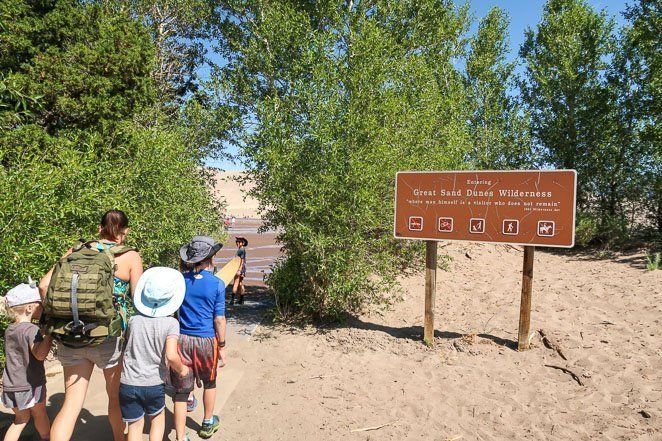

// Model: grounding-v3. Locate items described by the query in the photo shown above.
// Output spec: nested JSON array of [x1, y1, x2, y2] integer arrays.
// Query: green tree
[[465, 7, 532, 169], [519, 0, 622, 240], [621, 0, 661, 234], [106, 0, 223, 105], [218, 0, 473, 318], [0, 0, 225, 293]]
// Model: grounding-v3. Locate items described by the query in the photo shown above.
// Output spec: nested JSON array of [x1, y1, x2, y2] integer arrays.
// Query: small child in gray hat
[[1, 279, 53, 441]]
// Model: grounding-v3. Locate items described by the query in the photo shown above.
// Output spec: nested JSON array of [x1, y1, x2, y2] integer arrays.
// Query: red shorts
[[169, 334, 218, 396]]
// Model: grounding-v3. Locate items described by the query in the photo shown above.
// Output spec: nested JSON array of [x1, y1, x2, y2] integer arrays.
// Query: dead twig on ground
[[308, 374, 339, 380], [539, 329, 567, 360], [350, 421, 398, 433], [544, 364, 584, 386]]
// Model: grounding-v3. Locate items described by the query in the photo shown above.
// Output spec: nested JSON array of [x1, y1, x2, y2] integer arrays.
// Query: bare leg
[[4, 408, 30, 441], [202, 388, 216, 421], [103, 364, 125, 441], [148, 411, 165, 441], [126, 417, 144, 441], [174, 401, 187, 441], [50, 361, 94, 441], [30, 400, 51, 439], [231, 275, 240, 303]]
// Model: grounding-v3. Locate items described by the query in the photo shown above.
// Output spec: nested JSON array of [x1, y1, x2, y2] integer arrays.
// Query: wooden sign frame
[[393, 170, 577, 350]]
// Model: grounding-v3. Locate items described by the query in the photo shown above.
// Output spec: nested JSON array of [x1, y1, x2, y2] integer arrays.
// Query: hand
[[218, 347, 227, 368], [179, 365, 190, 378]]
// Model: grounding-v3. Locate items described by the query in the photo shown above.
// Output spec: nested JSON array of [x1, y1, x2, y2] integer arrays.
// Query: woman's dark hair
[[100, 209, 129, 241]]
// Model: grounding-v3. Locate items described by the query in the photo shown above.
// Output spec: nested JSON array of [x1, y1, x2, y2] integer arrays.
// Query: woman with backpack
[[39, 209, 143, 441]]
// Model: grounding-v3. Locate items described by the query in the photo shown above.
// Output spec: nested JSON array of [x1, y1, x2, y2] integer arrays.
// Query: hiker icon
[[502, 219, 519, 235], [537, 221, 555, 237]]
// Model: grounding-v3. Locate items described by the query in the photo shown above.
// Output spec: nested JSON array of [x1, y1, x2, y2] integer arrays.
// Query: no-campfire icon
[[408, 216, 423, 231], [438, 217, 453, 232], [537, 221, 555, 237]]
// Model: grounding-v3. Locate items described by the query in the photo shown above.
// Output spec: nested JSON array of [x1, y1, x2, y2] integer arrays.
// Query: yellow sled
[[216, 256, 242, 286]]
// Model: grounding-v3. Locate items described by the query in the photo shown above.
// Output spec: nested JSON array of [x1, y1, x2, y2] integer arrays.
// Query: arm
[[165, 337, 188, 377], [214, 315, 227, 367], [213, 279, 227, 365], [127, 251, 144, 296], [30, 332, 53, 362], [39, 247, 74, 300]]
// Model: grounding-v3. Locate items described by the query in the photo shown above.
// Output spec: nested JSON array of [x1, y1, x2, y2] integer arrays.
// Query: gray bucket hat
[[179, 236, 222, 264]]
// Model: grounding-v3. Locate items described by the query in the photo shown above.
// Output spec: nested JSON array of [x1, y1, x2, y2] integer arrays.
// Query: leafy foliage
[[0, 0, 227, 365], [219, 0, 477, 319], [465, 7, 532, 169], [519, 0, 659, 244]]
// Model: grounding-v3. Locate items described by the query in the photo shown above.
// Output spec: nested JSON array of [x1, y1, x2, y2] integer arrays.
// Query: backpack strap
[[70, 273, 81, 329], [72, 239, 88, 252], [107, 245, 137, 256]]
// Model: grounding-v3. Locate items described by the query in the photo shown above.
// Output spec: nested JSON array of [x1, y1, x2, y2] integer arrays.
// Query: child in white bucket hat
[[1, 278, 53, 441], [118, 267, 189, 441]]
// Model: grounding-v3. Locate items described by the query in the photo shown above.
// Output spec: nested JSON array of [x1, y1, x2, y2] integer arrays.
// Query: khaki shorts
[[56, 337, 123, 369], [1, 384, 46, 410]]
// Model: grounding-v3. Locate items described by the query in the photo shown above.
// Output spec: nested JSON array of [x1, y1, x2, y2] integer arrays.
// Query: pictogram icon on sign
[[438, 217, 453, 233], [408, 216, 423, 231], [537, 220, 555, 237], [469, 218, 485, 234], [503, 219, 519, 235]]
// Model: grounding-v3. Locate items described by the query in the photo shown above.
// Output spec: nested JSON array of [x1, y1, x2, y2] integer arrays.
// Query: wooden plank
[[518, 246, 535, 351], [424, 240, 437, 345]]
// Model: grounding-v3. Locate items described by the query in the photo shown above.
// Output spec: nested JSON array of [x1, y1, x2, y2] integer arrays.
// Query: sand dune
[[210, 170, 260, 219]]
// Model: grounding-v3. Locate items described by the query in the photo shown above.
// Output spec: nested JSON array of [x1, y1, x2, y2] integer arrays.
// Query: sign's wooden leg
[[424, 240, 437, 345], [518, 246, 535, 351]]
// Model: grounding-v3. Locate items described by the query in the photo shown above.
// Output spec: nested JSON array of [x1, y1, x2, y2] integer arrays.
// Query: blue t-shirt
[[179, 270, 226, 338]]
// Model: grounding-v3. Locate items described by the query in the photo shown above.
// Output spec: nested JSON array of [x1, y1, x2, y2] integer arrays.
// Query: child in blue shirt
[[173, 236, 227, 441]]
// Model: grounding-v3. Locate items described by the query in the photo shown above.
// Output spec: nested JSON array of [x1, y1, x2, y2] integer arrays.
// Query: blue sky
[[206, 0, 632, 171]]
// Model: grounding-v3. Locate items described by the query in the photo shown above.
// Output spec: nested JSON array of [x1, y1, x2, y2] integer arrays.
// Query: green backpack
[[43, 240, 135, 348]]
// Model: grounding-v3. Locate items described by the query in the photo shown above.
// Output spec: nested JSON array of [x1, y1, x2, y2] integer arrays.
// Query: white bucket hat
[[134, 267, 186, 318], [5, 278, 41, 307]]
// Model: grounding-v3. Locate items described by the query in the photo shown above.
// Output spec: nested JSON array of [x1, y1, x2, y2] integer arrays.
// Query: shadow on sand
[[0, 392, 111, 441], [342, 315, 519, 350], [224, 285, 273, 332], [542, 246, 654, 271]]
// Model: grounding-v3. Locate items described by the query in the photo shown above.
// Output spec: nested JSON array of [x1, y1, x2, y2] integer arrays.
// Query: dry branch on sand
[[349, 421, 398, 432], [539, 329, 567, 360]]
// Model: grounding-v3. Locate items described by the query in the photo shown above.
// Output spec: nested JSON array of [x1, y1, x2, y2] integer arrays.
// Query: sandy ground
[[219, 240, 661, 441], [211, 171, 260, 219], [2, 178, 660, 440]]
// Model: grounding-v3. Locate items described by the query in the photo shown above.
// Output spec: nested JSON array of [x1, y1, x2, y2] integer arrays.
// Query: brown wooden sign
[[394, 170, 577, 248]]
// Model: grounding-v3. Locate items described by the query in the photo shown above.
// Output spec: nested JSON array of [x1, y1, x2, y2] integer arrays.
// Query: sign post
[[393, 170, 576, 349], [424, 240, 437, 345], [517, 246, 535, 350]]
